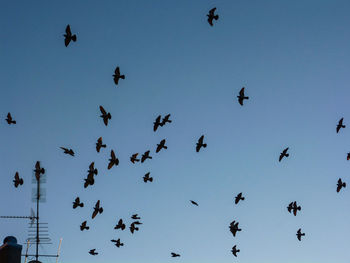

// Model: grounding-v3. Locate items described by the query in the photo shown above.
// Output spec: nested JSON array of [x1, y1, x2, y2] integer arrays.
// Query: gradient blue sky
[[1, 0, 349, 263]]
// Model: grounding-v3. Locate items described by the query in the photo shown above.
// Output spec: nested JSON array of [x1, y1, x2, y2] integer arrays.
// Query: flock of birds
[[7, 6, 348, 261]]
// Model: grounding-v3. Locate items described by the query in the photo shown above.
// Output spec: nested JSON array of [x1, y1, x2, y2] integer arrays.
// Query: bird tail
[[214, 15, 219, 20], [80, 203, 84, 207], [164, 146, 168, 149], [244, 96, 249, 99], [297, 206, 301, 211], [86, 226, 89, 230], [343, 183, 346, 188], [203, 144, 207, 148], [102, 144, 106, 148], [343, 125, 346, 128], [149, 178, 153, 182], [42, 168, 45, 174], [120, 243, 124, 246], [19, 179, 23, 185], [99, 208, 103, 213], [108, 113, 111, 119], [241, 197, 245, 200], [13, 121, 17, 124], [285, 153, 289, 157], [94, 169, 98, 175], [121, 75, 125, 79], [72, 35, 77, 42]]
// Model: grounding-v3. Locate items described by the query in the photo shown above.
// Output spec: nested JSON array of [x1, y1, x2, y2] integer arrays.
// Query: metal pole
[[36, 176, 40, 262]]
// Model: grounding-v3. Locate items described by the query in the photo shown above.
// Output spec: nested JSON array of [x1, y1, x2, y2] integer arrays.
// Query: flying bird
[[114, 219, 126, 230], [143, 172, 153, 183], [92, 200, 103, 219], [88, 162, 98, 177], [80, 221, 89, 231], [130, 222, 139, 234], [84, 175, 95, 188], [347, 152, 350, 160], [237, 87, 249, 106], [229, 221, 242, 237], [141, 151, 152, 163], [287, 201, 301, 216], [337, 178, 346, 193], [130, 153, 140, 163], [207, 7, 219, 26], [279, 147, 289, 162], [131, 214, 140, 220], [64, 25, 77, 47], [234, 193, 245, 204], [337, 118, 346, 133], [99, 106, 111, 126], [231, 245, 240, 257], [113, 66, 125, 86], [73, 197, 84, 209], [60, 147, 74, 156], [171, 252, 180, 257], [96, 137, 106, 152], [190, 200, 198, 206], [111, 239, 124, 247], [34, 161, 45, 181], [196, 135, 207, 152], [108, 150, 119, 169], [6, 113, 16, 124], [156, 139, 167, 153], [89, 249, 98, 255], [13, 172, 23, 188], [161, 114, 172, 126], [296, 228, 305, 241], [153, 115, 162, 132]]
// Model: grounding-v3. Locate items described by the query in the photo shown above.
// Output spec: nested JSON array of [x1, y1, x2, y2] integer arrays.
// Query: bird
[[84, 175, 95, 188], [143, 172, 153, 183], [336, 118, 346, 133], [34, 161, 45, 181], [113, 66, 125, 86], [207, 7, 219, 26], [92, 200, 103, 219], [231, 245, 240, 257], [99, 106, 111, 126], [190, 200, 198, 206], [237, 87, 249, 106], [87, 162, 98, 177], [89, 249, 98, 255], [96, 137, 106, 152], [13, 172, 23, 188], [296, 228, 305, 241], [156, 139, 167, 153], [114, 219, 126, 230], [161, 114, 172, 126], [234, 193, 245, 204], [229, 221, 242, 237], [64, 25, 77, 47], [337, 178, 346, 193], [60, 147, 74, 156], [73, 197, 84, 209], [131, 214, 141, 220], [141, 151, 152, 163], [347, 152, 350, 160], [287, 202, 294, 213], [291, 201, 301, 216], [108, 150, 119, 169], [80, 221, 89, 231], [6, 113, 16, 124], [153, 115, 162, 132], [111, 239, 124, 247], [196, 135, 207, 152], [171, 252, 180, 257], [130, 153, 140, 163], [279, 147, 289, 162], [130, 222, 139, 234]]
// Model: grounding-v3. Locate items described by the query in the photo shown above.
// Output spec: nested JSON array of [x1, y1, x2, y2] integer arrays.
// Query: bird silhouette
[[13, 172, 23, 188], [231, 245, 240, 257], [108, 150, 119, 169], [229, 221, 242, 237], [131, 214, 141, 220], [196, 135, 207, 152], [130, 153, 140, 163], [347, 152, 350, 160], [153, 115, 162, 131], [337, 178, 346, 193], [6, 113, 16, 124], [190, 200, 198, 206], [161, 114, 172, 126], [99, 106, 111, 126], [287, 202, 293, 213], [60, 147, 74, 156], [34, 161, 45, 181], [237, 87, 249, 106], [171, 252, 180, 257], [73, 197, 84, 209], [336, 118, 346, 133], [80, 221, 89, 231], [296, 228, 305, 241], [92, 200, 103, 219], [113, 66, 125, 86], [114, 219, 126, 230], [279, 147, 289, 162], [129, 222, 139, 234], [156, 139, 167, 153], [96, 137, 106, 152], [287, 201, 301, 216], [234, 193, 245, 204], [207, 8, 219, 26], [141, 151, 152, 163], [89, 249, 98, 255], [111, 239, 124, 247], [88, 162, 98, 177], [64, 25, 76, 47], [143, 172, 153, 183], [84, 175, 95, 188]]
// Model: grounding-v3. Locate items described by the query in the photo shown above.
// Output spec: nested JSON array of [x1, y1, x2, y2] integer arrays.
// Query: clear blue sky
[[1, 0, 349, 263]]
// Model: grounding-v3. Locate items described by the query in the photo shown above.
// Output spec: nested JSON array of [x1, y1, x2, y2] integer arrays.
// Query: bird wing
[[14, 172, 19, 181], [66, 25, 71, 35], [7, 113, 11, 119], [111, 150, 116, 159], [209, 7, 216, 15], [89, 162, 94, 170], [115, 66, 120, 75], [96, 200, 100, 208], [239, 87, 245, 96], [92, 209, 98, 219], [238, 97, 243, 105], [100, 106, 106, 115]]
